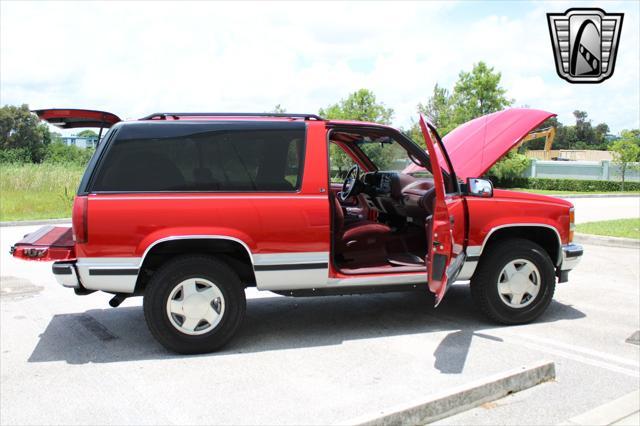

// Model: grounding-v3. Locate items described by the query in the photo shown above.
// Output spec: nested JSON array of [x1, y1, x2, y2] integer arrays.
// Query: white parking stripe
[[506, 332, 640, 368], [507, 337, 640, 378]]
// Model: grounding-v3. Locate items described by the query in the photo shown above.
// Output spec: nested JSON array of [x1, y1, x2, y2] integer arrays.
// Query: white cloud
[[1, 0, 638, 134]]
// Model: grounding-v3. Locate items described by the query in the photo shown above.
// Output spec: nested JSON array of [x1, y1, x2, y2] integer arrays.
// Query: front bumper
[[557, 243, 583, 282]]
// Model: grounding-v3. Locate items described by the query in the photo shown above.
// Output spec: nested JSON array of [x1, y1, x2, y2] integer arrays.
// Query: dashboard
[[360, 172, 435, 218]]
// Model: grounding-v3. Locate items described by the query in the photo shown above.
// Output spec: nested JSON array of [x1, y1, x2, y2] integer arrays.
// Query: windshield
[[355, 135, 420, 173]]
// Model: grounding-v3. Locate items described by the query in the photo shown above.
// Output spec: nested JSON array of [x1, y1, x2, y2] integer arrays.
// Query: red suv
[[12, 108, 583, 354]]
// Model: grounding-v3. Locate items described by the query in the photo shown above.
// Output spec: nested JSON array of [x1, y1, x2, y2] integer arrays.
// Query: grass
[[576, 218, 640, 239], [0, 163, 84, 221], [511, 188, 640, 196]]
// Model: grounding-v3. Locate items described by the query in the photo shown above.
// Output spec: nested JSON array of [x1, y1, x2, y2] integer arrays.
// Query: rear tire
[[143, 255, 246, 354], [470, 238, 555, 324]]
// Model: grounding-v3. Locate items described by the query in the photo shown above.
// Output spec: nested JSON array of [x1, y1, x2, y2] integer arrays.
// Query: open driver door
[[419, 114, 466, 307]]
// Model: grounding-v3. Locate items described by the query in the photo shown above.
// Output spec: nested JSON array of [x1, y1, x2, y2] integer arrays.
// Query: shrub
[[488, 150, 530, 180], [0, 148, 32, 164], [43, 142, 95, 165], [489, 176, 640, 192]]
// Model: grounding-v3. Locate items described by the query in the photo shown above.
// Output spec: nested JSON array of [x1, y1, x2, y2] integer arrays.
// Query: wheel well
[[482, 226, 561, 266], [136, 239, 256, 292]]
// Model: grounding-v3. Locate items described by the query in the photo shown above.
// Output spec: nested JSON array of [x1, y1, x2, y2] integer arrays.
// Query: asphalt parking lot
[[1, 224, 639, 425]]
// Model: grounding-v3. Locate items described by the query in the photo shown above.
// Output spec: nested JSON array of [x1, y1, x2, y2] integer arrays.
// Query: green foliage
[[271, 104, 286, 113], [490, 176, 640, 192], [43, 142, 95, 165], [576, 218, 640, 240], [487, 150, 530, 180], [0, 163, 85, 221], [449, 62, 513, 125], [77, 129, 98, 138], [609, 130, 640, 190], [319, 89, 394, 124], [0, 148, 32, 163], [409, 62, 517, 175], [534, 111, 610, 151], [0, 104, 51, 163], [320, 89, 394, 178]]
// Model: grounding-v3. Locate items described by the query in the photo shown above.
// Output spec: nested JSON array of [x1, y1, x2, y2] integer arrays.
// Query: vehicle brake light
[[72, 196, 88, 244], [569, 207, 575, 242]]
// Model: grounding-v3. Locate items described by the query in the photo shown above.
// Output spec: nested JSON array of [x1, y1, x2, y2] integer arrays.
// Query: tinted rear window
[[91, 122, 305, 192]]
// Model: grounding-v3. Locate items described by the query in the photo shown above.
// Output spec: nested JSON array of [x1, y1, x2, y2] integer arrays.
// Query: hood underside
[[406, 108, 555, 180]]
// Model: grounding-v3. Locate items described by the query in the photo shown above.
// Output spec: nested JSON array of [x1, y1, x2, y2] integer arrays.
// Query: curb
[[342, 360, 555, 426], [559, 389, 639, 425], [574, 233, 639, 249], [558, 194, 640, 199], [0, 218, 71, 227]]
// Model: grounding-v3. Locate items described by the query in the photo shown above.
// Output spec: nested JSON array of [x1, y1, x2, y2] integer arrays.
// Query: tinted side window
[[91, 124, 305, 192]]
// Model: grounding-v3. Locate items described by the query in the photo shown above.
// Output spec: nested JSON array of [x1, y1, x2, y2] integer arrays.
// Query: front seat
[[333, 197, 391, 253]]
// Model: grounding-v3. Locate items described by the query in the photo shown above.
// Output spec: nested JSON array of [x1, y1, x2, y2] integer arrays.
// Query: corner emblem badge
[[547, 8, 624, 84]]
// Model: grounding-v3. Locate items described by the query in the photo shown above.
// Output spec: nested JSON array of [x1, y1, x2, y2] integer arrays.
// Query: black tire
[[143, 255, 246, 354], [470, 238, 555, 324]]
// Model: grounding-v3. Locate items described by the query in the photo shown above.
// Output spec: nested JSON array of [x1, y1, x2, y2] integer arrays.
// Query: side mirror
[[467, 178, 493, 198]]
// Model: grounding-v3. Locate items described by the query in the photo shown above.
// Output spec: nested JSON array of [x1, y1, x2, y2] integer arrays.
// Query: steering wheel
[[340, 164, 360, 202]]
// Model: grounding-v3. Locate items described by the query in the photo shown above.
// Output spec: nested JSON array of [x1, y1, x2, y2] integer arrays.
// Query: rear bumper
[[52, 259, 139, 293], [557, 243, 583, 282], [52, 261, 80, 288]]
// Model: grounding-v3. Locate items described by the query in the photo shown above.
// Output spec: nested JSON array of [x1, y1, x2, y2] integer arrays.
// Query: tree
[[609, 130, 640, 190], [408, 62, 520, 178], [0, 104, 51, 162], [319, 89, 393, 124], [77, 129, 98, 138], [320, 89, 394, 178], [271, 104, 286, 114], [450, 61, 513, 126]]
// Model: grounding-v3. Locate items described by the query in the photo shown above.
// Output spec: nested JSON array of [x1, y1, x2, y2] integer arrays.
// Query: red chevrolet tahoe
[[12, 108, 583, 354]]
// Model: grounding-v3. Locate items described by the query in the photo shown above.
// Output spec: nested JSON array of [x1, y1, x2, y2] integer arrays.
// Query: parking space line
[[498, 336, 639, 378], [507, 332, 639, 368]]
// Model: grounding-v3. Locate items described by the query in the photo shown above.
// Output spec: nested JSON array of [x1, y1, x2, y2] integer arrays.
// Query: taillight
[[569, 207, 575, 242], [72, 196, 88, 244]]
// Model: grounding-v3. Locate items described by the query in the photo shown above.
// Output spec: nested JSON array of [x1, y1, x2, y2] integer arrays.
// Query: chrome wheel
[[497, 259, 541, 309], [166, 278, 225, 335]]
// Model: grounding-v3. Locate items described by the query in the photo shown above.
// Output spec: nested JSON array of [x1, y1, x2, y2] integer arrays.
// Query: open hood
[[405, 108, 555, 180], [33, 109, 121, 129]]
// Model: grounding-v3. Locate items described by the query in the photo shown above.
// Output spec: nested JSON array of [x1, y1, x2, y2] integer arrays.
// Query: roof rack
[[139, 112, 324, 121]]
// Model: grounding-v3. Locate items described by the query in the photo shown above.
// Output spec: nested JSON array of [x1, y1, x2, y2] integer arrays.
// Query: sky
[[1, 0, 638, 135]]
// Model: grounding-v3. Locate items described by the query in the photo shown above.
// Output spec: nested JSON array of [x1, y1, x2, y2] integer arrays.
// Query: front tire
[[143, 255, 246, 354], [470, 238, 555, 324]]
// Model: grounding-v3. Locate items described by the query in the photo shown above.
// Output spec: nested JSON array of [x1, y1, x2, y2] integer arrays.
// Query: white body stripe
[[253, 252, 329, 266], [253, 252, 329, 290], [76, 257, 141, 293]]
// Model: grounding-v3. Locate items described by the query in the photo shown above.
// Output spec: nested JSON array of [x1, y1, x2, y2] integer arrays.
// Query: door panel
[[419, 115, 465, 306]]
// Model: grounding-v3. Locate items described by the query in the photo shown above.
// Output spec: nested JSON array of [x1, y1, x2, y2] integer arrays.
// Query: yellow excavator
[[517, 127, 556, 159]]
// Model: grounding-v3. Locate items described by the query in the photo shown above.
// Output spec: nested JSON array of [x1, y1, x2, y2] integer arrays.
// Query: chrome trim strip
[[89, 269, 139, 276], [140, 236, 255, 265], [254, 263, 328, 271], [326, 273, 427, 288]]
